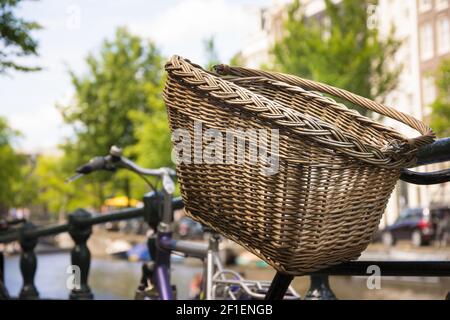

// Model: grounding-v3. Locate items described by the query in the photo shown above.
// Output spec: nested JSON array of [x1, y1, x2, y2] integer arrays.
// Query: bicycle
[[71, 146, 301, 300], [71, 133, 450, 300]]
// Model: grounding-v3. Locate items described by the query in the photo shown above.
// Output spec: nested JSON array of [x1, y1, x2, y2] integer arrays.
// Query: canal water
[[4, 253, 202, 299], [4, 253, 449, 299]]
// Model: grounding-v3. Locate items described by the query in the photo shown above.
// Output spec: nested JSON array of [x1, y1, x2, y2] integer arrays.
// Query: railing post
[[0, 250, 7, 299], [19, 223, 39, 299], [305, 275, 337, 300], [68, 209, 93, 300], [0, 250, 4, 283]]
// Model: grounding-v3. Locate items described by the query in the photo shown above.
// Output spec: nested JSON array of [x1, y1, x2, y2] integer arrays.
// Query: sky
[[0, 0, 273, 153]]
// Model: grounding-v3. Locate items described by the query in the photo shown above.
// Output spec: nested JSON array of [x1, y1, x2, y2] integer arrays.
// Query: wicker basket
[[163, 55, 435, 275]]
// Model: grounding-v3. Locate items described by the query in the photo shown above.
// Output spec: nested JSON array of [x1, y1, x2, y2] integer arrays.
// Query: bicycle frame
[[140, 188, 209, 300], [203, 234, 300, 300], [141, 190, 300, 300]]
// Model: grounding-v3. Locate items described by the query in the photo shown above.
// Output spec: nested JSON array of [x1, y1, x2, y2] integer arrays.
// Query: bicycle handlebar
[[75, 146, 175, 177], [71, 146, 176, 194], [73, 136, 449, 188], [416, 137, 450, 166], [400, 137, 450, 185], [75, 156, 110, 174]]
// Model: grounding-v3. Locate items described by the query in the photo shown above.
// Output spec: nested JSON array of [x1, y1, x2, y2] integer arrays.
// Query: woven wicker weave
[[163, 55, 435, 275]]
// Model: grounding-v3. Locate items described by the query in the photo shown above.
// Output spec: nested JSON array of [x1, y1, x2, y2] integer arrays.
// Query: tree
[[0, 117, 22, 214], [203, 36, 220, 70], [272, 0, 401, 112], [125, 78, 173, 199], [430, 59, 450, 138], [58, 27, 165, 208], [230, 51, 245, 66], [128, 36, 227, 200], [31, 155, 98, 221], [0, 0, 41, 73]]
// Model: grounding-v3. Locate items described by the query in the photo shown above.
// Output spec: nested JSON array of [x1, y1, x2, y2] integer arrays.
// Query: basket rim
[[164, 55, 435, 169]]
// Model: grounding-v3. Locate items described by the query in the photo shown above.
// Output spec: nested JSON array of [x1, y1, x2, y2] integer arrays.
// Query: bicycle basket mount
[[163, 55, 435, 275]]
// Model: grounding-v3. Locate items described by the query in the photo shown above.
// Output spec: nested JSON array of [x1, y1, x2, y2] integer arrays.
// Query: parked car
[[381, 207, 450, 247], [435, 208, 450, 247]]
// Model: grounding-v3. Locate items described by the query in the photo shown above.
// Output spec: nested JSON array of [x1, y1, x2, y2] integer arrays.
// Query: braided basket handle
[[165, 56, 435, 168], [214, 65, 435, 150]]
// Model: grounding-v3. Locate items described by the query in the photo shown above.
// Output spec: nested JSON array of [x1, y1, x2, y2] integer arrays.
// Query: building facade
[[237, 0, 450, 225], [413, 0, 450, 222]]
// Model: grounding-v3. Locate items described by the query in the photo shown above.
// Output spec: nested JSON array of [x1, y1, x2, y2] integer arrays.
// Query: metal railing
[[0, 207, 145, 299], [1, 205, 449, 300], [1, 138, 450, 300]]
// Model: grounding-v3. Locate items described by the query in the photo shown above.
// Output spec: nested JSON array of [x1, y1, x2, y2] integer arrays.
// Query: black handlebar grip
[[76, 157, 106, 174], [400, 168, 450, 185], [400, 138, 450, 185]]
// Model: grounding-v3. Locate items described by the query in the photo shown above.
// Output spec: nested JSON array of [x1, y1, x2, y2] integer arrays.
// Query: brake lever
[[65, 173, 84, 183]]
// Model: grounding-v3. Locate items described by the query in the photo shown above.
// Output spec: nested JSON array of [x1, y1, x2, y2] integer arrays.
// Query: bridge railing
[[0, 207, 144, 299], [1, 205, 449, 300]]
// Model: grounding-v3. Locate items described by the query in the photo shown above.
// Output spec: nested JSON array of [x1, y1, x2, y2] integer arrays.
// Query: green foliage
[[57, 27, 165, 208], [126, 109, 173, 198], [32, 155, 97, 219], [10, 155, 38, 208], [230, 52, 245, 66], [8, 152, 98, 221], [0, 117, 22, 212], [0, 116, 122, 220], [4, 26, 228, 216], [272, 0, 401, 112], [430, 59, 450, 138], [124, 75, 172, 199], [0, 0, 41, 73], [203, 36, 220, 70], [59, 27, 164, 158]]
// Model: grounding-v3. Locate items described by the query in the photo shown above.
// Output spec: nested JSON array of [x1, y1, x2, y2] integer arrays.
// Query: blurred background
[[0, 0, 449, 299]]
